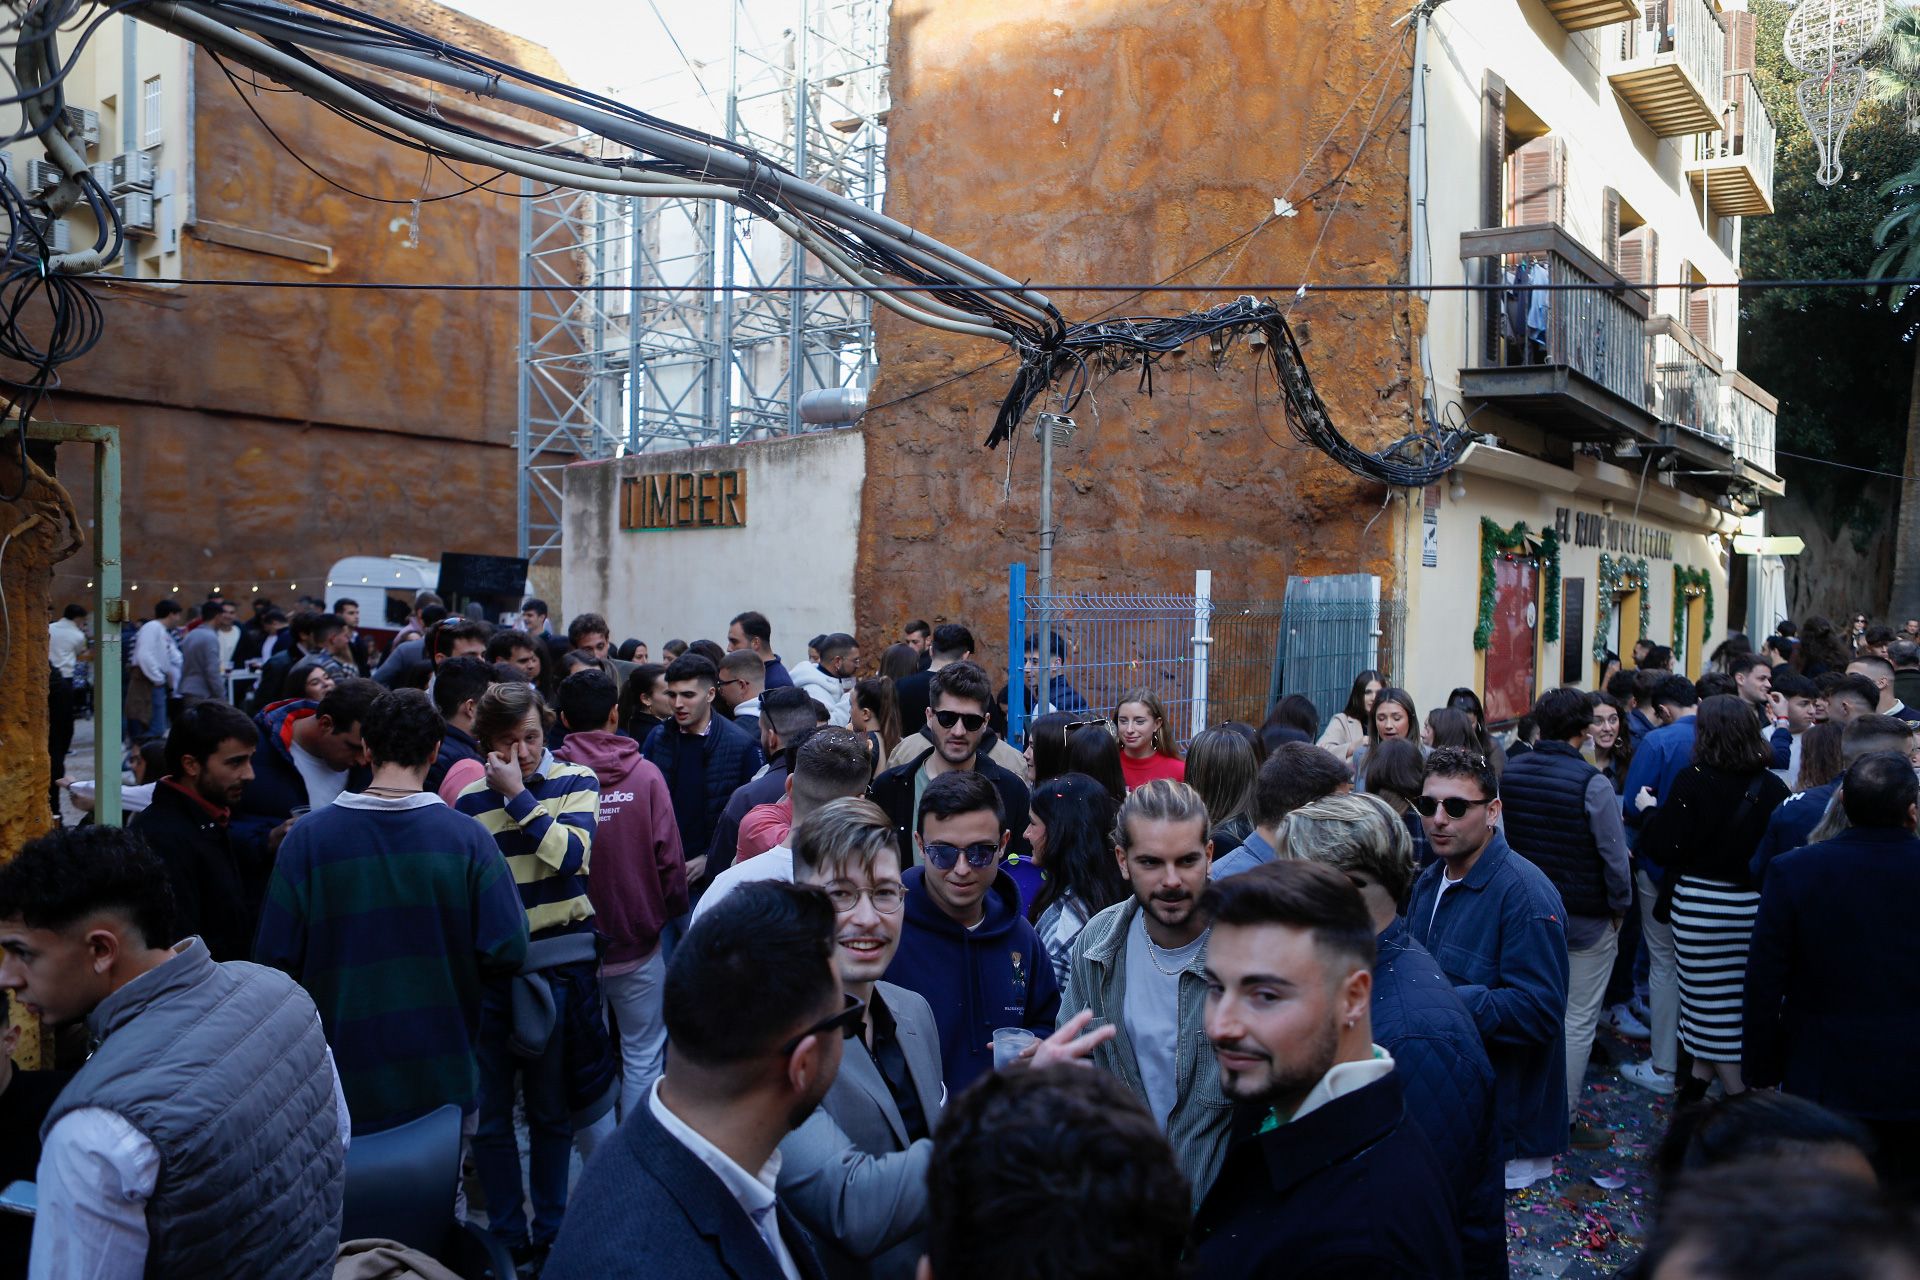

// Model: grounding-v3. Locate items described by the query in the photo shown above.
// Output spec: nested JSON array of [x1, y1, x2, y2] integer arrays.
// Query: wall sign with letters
[[621, 470, 747, 531], [1553, 506, 1673, 562]]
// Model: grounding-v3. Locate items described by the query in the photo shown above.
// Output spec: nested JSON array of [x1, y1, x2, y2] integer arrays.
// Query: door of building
[[1485, 554, 1539, 724]]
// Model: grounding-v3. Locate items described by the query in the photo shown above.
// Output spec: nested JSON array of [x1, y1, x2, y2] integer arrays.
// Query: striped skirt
[[1671, 876, 1761, 1063]]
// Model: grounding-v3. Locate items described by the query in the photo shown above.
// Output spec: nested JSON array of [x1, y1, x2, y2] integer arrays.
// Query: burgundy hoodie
[[553, 730, 689, 965]]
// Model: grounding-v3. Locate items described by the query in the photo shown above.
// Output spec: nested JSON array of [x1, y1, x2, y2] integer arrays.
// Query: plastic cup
[[991, 1027, 1038, 1069]]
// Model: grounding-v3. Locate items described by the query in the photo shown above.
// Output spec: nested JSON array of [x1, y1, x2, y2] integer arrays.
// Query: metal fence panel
[[1276, 575, 1405, 728]]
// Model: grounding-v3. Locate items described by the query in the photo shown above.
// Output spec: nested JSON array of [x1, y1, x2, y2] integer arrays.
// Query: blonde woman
[[1115, 688, 1184, 791]]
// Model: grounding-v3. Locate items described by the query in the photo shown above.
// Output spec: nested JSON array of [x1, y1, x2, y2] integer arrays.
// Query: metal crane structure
[[516, 0, 889, 567]]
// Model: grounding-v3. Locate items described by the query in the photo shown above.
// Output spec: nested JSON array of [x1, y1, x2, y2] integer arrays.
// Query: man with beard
[[1192, 861, 1463, 1279], [545, 881, 843, 1280], [1059, 778, 1231, 1206], [128, 702, 261, 961]]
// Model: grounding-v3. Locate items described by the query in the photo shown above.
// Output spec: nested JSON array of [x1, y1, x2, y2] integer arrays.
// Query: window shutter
[[1602, 187, 1622, 272], [1482, 71, 1507, 230], [1509, 135, 1565, 227], [1688, 287, 1713, 345]]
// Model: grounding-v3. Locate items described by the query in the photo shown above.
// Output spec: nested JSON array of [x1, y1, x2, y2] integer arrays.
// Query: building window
[[142, 76, 162, 149]]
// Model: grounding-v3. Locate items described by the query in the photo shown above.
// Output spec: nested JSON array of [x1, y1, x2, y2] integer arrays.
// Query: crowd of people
[[7, 595, 1920, 1279]]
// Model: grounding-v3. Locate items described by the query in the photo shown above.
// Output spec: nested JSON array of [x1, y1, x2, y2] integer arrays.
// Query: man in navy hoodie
[[885, 770, 1059, 1092]]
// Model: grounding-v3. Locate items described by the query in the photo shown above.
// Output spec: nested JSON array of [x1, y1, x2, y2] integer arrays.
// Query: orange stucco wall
[[855, 0, 1420, 663]]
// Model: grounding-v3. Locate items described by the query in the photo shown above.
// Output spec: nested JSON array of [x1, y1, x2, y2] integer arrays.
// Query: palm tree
[[1870, 161, 1920, 620]]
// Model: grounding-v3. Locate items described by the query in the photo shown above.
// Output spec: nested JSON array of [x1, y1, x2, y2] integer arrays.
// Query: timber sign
[[621, 470, 747, 531]]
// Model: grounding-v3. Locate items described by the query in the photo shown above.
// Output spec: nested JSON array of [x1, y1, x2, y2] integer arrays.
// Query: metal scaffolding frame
[[515, 0, 889, 566]]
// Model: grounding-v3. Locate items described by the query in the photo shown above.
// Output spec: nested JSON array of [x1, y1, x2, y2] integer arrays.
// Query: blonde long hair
[[1116, 688, 1179, 759]]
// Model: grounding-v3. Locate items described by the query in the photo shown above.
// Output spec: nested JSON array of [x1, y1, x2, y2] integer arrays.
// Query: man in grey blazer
[[778, 798, 947, 1280]]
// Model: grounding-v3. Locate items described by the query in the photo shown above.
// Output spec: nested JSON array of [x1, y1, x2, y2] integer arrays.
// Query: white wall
[[562, 429, 865, 656]]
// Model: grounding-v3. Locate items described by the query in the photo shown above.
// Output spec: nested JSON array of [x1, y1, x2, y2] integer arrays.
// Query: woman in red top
[[1115, 688, 1185, 791]]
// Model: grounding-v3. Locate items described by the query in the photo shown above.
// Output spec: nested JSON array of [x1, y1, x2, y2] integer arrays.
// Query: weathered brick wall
[[856, 0, 1419, 667]]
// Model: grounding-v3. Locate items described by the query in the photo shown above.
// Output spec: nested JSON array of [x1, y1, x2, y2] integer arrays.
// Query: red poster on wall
[[1485, 555, 1538, 724]]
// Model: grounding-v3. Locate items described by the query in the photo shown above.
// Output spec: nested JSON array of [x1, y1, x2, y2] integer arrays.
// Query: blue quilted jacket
[[1373, 918, 1507, 1280]]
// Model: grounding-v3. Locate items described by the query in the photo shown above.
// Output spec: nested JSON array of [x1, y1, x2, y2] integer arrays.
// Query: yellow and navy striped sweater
[[456, 751, 599, 937]]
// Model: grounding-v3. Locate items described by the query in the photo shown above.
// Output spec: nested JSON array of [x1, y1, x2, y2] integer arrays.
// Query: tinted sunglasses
[[1412, 795, 1492, 819], [933, 709, 987, 732], [778, 994, 867, 1056], [922, 840, 1001, 870]]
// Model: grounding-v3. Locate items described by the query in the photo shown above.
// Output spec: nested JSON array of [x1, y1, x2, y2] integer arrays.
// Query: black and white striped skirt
[[1671, 875, 1761, 1063]]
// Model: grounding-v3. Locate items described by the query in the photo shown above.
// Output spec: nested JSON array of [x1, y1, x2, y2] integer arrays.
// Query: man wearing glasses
[[778, 798, 946, 1280], [871, 661, 1031, 871], [717, 649, 767, 740], [884, 771, 1059, 1092], [1406, 747, 1570, 1193], [546, 881, 843, 1280]]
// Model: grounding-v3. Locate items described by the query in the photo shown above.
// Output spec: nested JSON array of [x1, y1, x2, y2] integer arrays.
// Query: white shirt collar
[[333, 791, 445, 811], [648, 1078, 783, 1208], [1289, 1046, 1395, 1124]]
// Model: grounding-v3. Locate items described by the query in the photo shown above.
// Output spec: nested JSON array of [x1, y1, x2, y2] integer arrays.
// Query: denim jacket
[[1060, 898, 1231, 1206]]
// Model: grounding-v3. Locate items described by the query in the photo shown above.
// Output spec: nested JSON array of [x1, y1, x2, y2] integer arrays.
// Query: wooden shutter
[[1509, 135, 1565, 228], [1602, 187, 1623, 273], [1482, 71, 1507, 231], [1682, 260, 1713, 345]]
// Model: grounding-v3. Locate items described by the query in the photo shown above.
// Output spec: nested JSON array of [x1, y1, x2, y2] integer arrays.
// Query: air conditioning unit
[[89, 160, 111, 191], [25, 157, 64, 194], [23, 215, 72, 254], [108, 151, 155, 193], [112, 191, 155, 237], [62, 106, 100, 149]]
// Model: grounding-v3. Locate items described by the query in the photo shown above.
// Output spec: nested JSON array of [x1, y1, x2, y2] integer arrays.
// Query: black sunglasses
[[1412, 795, 1493, 819], [933, 709, 987, 732], [778, 994, 866, 1057], [922, 840, 1001, 870]]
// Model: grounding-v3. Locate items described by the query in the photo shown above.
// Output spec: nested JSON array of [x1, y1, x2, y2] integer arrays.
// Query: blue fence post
[[1008, 562, 1028, 747]]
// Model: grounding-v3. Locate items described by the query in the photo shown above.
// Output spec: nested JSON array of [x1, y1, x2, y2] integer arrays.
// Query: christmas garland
[[1672, 565, 1714, 651], [1474, 518, 1562, 650], [1593, 553, 1652, 664]]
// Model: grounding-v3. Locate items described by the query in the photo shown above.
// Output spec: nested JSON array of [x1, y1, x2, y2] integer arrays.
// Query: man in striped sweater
[[256, 688, 529, 1135], [455, 681, 617, 1270]]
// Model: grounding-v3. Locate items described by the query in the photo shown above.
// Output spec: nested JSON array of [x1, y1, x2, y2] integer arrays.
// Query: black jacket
[[425, 722, 483, 795], [894, 669, 933, 739], [870, 746, 1030, 866], [1639, 763, 1789, 887], [545, 1101, 827, 1280], [1193, 1072, 1463, 1280], [1500, 741, 1609, 916], [128, 779, 257, 962]]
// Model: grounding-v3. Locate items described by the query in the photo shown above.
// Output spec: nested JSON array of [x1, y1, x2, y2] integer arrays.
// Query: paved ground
[[1509, 1024, 1669, 1278]]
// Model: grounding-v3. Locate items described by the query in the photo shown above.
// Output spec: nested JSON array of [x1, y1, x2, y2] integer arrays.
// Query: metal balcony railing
[[1604, 0, 1725, 136], [1647, 314, 1729, 445], [1461, 224, 1650, 411], [1691, 73, 1776, 216]]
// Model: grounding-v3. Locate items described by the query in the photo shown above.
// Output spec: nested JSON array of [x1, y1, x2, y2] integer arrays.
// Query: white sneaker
[[1620, 1059, 1676, 1095], [1606, 1002, 1652, 1039], [1504, 1156, 1555, 1190]]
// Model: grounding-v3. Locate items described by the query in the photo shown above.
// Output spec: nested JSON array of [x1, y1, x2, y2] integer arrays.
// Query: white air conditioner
[[112, 191, 154, 237], [108, 151, 155, 193], [88, 160, 111, 191], [24, 216, 72, 254], [62, 106, 100, 149], [25, 158, 64, 194]]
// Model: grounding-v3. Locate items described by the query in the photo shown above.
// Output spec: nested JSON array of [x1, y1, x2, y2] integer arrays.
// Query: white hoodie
[[789, 660, 853, 727]]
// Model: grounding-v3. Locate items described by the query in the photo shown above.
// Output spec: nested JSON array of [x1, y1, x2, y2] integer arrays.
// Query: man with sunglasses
[[1407, 747, 1570, 1193], [717, 649, 767, 740], [871, 661, 1031, 870], [777, 797, 946, 1280], [884, 771, 1059, 1092], [546, 880, 841, 1280]]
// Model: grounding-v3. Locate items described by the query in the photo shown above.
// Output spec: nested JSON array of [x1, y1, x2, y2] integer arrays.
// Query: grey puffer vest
[[40, 938, 345, 1280]]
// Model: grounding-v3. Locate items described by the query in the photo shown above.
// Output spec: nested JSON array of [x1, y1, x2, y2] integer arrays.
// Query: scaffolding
[[516, 0, 889, 567]]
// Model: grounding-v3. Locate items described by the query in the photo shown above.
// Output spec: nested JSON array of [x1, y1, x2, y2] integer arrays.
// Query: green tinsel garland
[[1592, 553, 1652, 664], [1672, 565, 1714, 651], [1474, 518, 1562, 651]]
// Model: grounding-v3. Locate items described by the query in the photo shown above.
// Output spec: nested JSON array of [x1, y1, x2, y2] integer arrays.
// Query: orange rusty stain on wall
[[856, 0, 1423, 671]]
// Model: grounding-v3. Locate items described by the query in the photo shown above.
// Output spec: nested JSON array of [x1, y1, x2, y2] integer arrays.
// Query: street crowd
[[6, 595, 1920, 1279]]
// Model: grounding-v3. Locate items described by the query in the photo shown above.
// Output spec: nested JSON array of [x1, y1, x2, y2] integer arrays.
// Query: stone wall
[[854, 0, 1420, 669]]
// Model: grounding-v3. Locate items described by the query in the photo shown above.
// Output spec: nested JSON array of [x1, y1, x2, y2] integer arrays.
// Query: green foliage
[[1474, 519, 1561, 651], [1593, 555, 1651, 664], [1672, 565, 1714, 650], [1743, 0, 1912, 536]]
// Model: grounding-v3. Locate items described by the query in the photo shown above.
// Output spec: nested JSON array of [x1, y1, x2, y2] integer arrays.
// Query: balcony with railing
[[1689, 73, 1776, 217], [1542, 0, 1640, 35], [1604, 0, 1725, 136], [1459, 225, 1783, 499], [1459, 223, 1659, 442], [1721, 370, 1783, 493]]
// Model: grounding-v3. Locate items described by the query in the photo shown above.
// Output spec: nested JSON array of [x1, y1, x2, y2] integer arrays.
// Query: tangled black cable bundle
[[989, 296, 1473, 488]]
